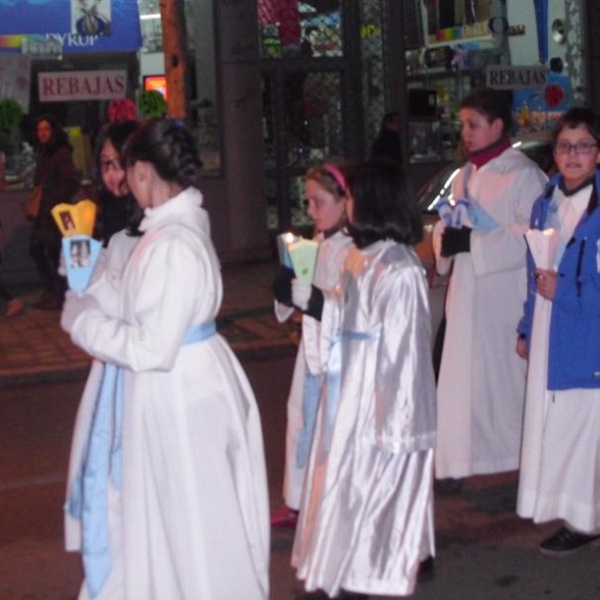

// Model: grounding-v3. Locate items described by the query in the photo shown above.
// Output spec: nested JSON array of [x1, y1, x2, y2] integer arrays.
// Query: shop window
[[258, 0, 343, 58]]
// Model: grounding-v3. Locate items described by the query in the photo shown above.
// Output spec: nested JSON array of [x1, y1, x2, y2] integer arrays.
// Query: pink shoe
[[270, 506, 299, 528]]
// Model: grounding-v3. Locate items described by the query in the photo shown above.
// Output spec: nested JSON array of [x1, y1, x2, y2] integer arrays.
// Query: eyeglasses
[[100, 158, 123, 172], [554, 141, 599, 155]]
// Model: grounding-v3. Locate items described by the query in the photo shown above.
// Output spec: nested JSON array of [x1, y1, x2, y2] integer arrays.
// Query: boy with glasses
[[517, 107, 600, 555]]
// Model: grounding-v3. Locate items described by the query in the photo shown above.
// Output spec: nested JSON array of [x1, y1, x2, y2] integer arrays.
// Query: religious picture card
[[62, 235, 102, 291], [52, 200, 97, 237]]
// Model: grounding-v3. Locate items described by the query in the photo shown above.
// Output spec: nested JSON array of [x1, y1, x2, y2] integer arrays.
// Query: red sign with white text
[[38, 70, 126, 102]]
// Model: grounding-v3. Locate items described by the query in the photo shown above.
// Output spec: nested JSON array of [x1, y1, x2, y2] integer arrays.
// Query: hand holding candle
[[277, 232, 300, 269]]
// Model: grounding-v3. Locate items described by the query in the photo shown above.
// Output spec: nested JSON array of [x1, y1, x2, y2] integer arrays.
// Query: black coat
[[31, 138, 80, 245]]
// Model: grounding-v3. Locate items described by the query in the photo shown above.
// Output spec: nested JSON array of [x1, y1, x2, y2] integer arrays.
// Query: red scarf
[[469, 138, 511, 168]]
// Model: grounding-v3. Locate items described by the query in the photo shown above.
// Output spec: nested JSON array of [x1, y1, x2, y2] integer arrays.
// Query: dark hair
[[551, 106, 600, 146], [346, 160, 423, 249], [94, 120, 142, 240], [460, 88, 513, 135], [93, 120, 138, 180], [34, 113, 71, 153], [123, 118, 202, 188], [381, 111, 400, 129]]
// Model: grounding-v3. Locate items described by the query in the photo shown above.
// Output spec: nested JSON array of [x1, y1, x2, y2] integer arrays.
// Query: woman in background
[[30, 113, 79, 310]]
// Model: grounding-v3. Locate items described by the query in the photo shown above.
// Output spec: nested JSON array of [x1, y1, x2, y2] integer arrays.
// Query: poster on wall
[[0, 54, 31, 113], [512, 72, 571, 136], [71, 0, 112, 37]]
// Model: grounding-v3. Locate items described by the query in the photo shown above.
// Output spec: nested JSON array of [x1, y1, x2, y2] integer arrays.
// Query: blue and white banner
[[0, 0, 141, 53]]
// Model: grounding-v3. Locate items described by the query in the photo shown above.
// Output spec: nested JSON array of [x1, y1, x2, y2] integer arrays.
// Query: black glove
[[271, 265, 295, 305], [441, 226, 472, 257], [305, 285, 324, 321]]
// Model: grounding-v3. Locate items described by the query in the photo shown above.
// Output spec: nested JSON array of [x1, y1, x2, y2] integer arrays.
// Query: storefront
[[401, 0, 589, 189]]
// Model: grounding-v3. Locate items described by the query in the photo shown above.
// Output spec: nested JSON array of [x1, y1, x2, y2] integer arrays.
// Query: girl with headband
[[292, 160, 436, 598], [270, 162, 353, 529]]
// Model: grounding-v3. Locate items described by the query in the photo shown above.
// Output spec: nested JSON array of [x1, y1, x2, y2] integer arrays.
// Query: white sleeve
[[70, 234, 211, 372]]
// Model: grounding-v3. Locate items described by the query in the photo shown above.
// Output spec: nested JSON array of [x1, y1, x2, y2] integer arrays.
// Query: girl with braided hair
[[61, 118, 269, 599]]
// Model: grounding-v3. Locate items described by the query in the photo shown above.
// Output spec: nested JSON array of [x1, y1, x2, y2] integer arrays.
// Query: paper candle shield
[[525, 228, 561, 270], [62, 235, 102, 291], [277, 232, 300, 269], [288, 238, 318, 284], [52, 200, 97, 237]]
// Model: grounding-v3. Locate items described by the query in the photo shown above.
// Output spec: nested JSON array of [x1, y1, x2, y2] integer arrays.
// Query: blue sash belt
[[296, 371, 322, 469], [66, 320, 216, 598], [323, 329, 380, 453]]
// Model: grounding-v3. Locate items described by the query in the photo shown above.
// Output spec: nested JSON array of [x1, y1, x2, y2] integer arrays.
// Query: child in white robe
[[432, 88, 547, 490], [517, 107, 600, 556], [291, 160, 436, 598], [271, 163, 353, 528], [61, 118, 269, 600]]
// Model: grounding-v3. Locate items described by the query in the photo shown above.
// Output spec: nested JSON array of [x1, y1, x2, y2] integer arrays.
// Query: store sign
[[38, 70, 126, 102], [486, 65, 548, 90], [0, 0, 141, 54]]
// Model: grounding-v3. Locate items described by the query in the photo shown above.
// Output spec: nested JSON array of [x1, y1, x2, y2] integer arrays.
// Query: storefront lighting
[[140, 13, 161, 20]]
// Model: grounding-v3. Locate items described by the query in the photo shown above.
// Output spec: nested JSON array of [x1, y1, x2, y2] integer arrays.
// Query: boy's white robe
[[518, 184, 600, 533], [433, 148, 547, 478], [64, 188, 270, 600]]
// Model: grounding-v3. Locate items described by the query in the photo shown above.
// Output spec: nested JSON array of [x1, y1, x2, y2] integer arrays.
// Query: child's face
[[459, 108, 504, 154], [305, 179, 345, 232], [554, 124, 600, 190]]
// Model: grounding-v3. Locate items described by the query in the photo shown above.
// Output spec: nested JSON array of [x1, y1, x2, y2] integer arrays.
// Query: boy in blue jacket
[[517, 107, 600, 556]]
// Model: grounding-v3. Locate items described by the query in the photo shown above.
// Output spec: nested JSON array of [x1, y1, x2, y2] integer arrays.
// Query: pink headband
[[322, 163, 348, 195]]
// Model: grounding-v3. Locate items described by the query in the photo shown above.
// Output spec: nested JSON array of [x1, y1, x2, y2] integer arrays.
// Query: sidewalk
[[0, 259, 297, 389]]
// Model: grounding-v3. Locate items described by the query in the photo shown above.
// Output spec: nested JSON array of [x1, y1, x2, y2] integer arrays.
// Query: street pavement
[[0, 260, 297, 389], [1, 260, 600, 599]]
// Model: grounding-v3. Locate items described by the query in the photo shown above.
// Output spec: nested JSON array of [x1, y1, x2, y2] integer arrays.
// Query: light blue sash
[[296, 371, 322, 468], [66, 320, 216, 598], [323, 329, 380, 453]]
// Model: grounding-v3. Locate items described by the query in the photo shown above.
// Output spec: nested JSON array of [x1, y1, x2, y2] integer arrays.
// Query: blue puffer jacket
[[518, 169, 600, 390]]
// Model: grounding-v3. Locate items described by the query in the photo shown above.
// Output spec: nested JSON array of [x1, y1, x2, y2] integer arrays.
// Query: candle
[[277, 232, 299, 268]]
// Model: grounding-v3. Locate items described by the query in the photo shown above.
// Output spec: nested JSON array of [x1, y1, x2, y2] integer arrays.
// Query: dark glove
[[441, 226, 472, 257], [271, 265, 295, 305], [291, 280, 324, 321], [305, 285, 324, 321]]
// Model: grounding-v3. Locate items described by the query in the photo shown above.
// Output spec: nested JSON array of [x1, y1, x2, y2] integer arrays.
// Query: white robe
[[292, 241, 436, 597], [64, 229, 139, 554], [517, 185, 600, 533], [276, 230, 353, 510], [433, 148, 547, 478], [65, 188, 270, 600]]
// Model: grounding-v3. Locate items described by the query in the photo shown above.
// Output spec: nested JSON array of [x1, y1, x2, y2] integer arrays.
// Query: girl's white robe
[[292, 240, 436, 597], [433, 148, 547, 478], [275, 230, 353, 510], [64, 188, 270, 600]]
